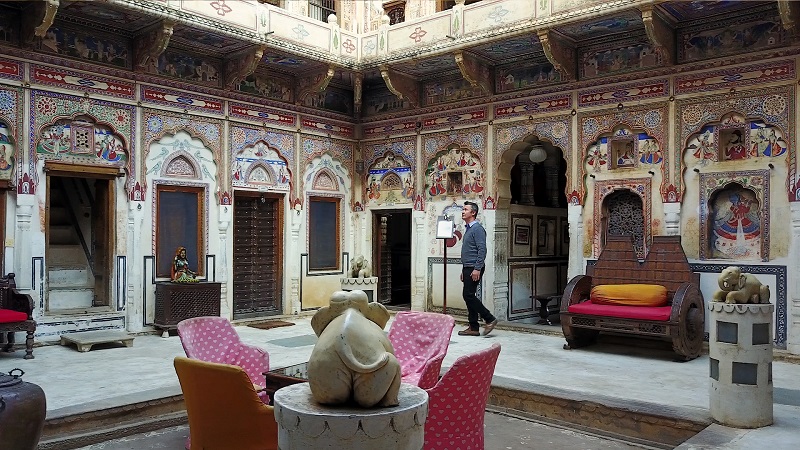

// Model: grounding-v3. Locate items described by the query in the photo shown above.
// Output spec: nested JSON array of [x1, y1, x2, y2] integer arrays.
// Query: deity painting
[[496, 62, 560, 93], [232, 142, 290, 191], [687, 126, 716, 164], [611, 140, 636, 169], [425, 146, 483, 200], [39, 26, 130, 68], [150, 50, 220, 86], [0, 122, 13, 180], [721, 128, 748, 161], [709, 186, 761, 260], [750, 122, 786, 157], [424, 78, 484, 106], [586, 140, 607, 172], [37, 120, 126, 164], [94, 128, 125, 162], [581, 43, 660, 78], [238, 73, 293, 102], [365, 152, 413, 206], [638, 137, 662, 165], [680, 18, 784, 63]]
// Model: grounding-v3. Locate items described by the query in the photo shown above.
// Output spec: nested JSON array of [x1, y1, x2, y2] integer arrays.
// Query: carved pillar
[[788, 203, 800, 354], [544, 156, 560, 207], [518, 159, 536, 205], [663, 202, 681, 236], [218, 204, 231, 319], [567, 204, 583, 279], [16, 195, 35, 300], [491, 210, 509, 321], [290, 208, 303, 315], [127, 201, 141, 332]]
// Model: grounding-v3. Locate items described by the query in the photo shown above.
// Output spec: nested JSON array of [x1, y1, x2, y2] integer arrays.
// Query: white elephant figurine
[[307, 290, 401, 408], [349, 254, 372, 278], [712, 266, 770, 304]]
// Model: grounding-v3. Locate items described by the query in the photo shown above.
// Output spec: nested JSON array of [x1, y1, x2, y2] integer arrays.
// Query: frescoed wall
[[39, 24, 130, 68], [365, 152, 414, 207]]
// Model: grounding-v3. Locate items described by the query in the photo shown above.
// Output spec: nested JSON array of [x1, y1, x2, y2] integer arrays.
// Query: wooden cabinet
[[154, 282, 221, 330]]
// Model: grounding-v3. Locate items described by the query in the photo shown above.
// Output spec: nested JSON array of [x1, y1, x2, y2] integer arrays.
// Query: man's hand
[[471, 269, 480, 281], [460, 272, 464, 282]]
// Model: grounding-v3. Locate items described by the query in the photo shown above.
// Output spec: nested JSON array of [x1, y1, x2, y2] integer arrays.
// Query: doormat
[[247, 320, 296, 331]]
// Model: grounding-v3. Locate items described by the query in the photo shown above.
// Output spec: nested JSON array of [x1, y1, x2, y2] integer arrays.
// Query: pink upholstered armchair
[[387, 311, 455, 389], [424, 343, 501, 450], [177, 317, 270, 394]]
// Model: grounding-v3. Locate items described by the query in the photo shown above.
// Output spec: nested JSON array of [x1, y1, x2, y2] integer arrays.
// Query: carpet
[[247, 320, 296, 331]]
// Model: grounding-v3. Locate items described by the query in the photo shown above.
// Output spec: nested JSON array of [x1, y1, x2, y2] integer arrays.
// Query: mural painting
[[709, 185, 761, 260], [586, 127, 661, 172], [36, 119, 127, 165], [424, 78, 484, 106], [303, 87, 354, 115], [685, 115, 787, 166], [0, 121, 14, 180], [364, 89, 409, 116], [232, 141, 291, 191], [496, 62, 560, 93], [580, 42, 660, 79], [39, 25, 130, 68], [365, 152, 414, 206], [425, 145, 484, 200], [679, 16, 785, 63], [146, 131, 216, 181], [237, 72, 294, 102], [304, 153, 351, 195], [147, 49, 221, 87]]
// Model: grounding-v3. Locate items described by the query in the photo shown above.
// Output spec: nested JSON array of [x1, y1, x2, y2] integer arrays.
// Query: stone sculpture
[[712, 266, 770, 304], [307, 290, 401, 408], [348, 254, 372, 278]]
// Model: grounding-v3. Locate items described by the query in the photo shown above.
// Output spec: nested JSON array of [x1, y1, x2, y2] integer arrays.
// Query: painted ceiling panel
[[556, 10, 644, 41], [170, 24, 252, 55], [60, 1, 157, 33], [658, 1, 768, 22], [391, 54, 458, 77], [470, 35, 541, 63]]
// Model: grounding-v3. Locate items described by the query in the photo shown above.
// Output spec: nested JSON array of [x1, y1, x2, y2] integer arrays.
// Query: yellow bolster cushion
[[590, 284, 668, 307]]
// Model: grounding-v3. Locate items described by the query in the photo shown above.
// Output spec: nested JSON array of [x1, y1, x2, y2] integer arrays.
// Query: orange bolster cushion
[[590, 284, 668, 307]]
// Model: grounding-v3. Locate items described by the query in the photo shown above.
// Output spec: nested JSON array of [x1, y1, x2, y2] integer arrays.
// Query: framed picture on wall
[[514, 224, 530, 245], [560, 216, 570, 256], [537, 216, 557, 256]]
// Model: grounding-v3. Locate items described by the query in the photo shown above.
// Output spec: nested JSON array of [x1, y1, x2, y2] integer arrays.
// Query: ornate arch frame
[[160, 149, 203, 180], [593, 178, 652, 259], [0, 86, 22, 190]]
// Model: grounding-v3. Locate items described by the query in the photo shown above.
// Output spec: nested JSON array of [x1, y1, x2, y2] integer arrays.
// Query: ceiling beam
[[296, 66, 336, 105], [454, 51, 493, 95], [778, 0, 800, 38], [536, 29, 576, 81], [379, 65, 419, 108], [640, 5, 675, 65], [134, 19, 177, 70], [224, 44, 267, 90]]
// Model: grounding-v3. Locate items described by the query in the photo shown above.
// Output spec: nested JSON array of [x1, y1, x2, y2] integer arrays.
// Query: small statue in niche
[[171, 246, 199, 283], [712, 266, 770, 304], [349, 254, 372, 278]]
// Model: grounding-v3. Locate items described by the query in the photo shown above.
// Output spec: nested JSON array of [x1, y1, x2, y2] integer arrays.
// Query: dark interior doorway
[[373, 210, 412, 307]]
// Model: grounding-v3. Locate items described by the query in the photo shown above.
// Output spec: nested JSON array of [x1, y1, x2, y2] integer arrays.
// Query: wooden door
[[91, 179, 114, 307], [233, 194, 282, 318]]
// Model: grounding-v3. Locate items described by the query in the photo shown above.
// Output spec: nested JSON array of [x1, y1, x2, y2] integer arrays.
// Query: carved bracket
[[34, 0, 59, 38], [639, 6, 675, 64], [296, 66, 336, 104], [224, 44, 267, 90], [379, 65, 419, 107], [454, 51, 492, 94], [536, 29, 575, 81], [21, 0, 59, 46], [134, 19, 177, 70], [779, 0, 800, 38], [353, 72, 364, 115]]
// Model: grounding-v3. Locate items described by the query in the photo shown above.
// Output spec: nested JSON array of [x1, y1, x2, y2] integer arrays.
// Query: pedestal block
[[341, 278, 379, 303], [274, 383, 428, 450], [708, 302, 774, 428]]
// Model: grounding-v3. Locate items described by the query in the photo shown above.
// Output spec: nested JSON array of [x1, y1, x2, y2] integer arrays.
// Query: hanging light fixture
[[529, 144, 547, 163]]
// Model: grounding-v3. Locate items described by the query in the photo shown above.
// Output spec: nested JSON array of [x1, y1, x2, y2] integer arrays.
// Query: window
[[438, 0, 481, 12], [309, 0, 336, 22], [156, 185, 204, 278], [308, 196, 340, 271]]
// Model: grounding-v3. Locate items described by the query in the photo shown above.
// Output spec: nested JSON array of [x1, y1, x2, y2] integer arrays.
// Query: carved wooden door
[[233, 194, 282, 319]]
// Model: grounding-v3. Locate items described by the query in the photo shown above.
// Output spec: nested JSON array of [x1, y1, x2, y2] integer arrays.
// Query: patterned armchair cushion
[[388, 311, 455, 389], [590, 284, 668, 307], [424, 343, 501, 450]]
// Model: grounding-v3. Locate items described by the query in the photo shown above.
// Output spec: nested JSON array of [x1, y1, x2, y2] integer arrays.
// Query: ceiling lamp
[[529, 144, 547, 163]]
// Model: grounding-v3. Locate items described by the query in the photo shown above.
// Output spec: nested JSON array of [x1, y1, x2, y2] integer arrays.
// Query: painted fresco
[[36, 119, 127, 165], [496, 62, 561, 93], [424, 78, 485, 106], [0, 10, 19, 45], [0, 122, 14, 180], [556, 10, 643, 40], [586, 127, 661, 172], [39, 25, 130, 68], [425, 145, 484, 200], [303, 87, 354, 115], [237, 73, 294, 102], [232, 141, 290, 191], [304, 153, 350, 195], [686, 116, 787, 166], [679, 16, 785, 63], [61, 2, 155, 30], [580, 42, 660, 79], [709, 185, 761, 260], [364, 88, 410, 116], [146, 131, 216, 181], [147, 49, 221, 87], [365, 152, 414, 206]]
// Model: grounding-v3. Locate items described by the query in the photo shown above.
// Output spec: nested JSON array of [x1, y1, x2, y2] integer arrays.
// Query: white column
[[15, 194, 36, 300], [663, 202, 681, 236], [126, 201, 142, 332], [289, 209, 303, 314], [567, 204, 584, 279], [490, 209, 509, 321], [411, 212, 426, 311], [218, 204, 232, 319], [788, 203, 800, 354]]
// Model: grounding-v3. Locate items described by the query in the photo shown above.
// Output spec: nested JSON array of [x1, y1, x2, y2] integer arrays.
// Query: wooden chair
[[0, 273, 36, 359]]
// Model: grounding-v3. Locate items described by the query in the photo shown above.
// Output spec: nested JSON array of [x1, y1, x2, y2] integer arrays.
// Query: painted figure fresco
[[710, 186, 761, 260], [496, 62, 560, 93], [722, 129, 748, 160], [586, 127, 660, 172], [303, 87, 354, 115], [148, 50, 220, 86], [0, 122, 14, 180], [232, 141, 290, 190], [680, 18, 785, 63], [687, 126, 717, 165], [365, 152, 413, 206], [425, 146, 483, 200], [686, 118, 786, 166], [581, 43, 660, 78], [614, 140, 636, 168], [424, 78, 484, 106], [37, 119, 127, 164], [237, 73, 294, 102], [364, 89, 409, 116], [638, 136, 662, 164], [750, 121, 786, 157], [39, 26, 130, 68], [586, 140, 608, 172]]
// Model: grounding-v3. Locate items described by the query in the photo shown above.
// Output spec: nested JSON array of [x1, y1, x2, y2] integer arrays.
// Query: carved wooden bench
[[560, 235, 705, 361], [0, 273, 37, 359]]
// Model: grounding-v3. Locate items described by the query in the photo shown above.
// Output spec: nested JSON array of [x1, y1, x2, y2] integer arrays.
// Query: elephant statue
[[307, 290, 401, 408], [348, 254, 373, 278], [712, 266, 770, 304]]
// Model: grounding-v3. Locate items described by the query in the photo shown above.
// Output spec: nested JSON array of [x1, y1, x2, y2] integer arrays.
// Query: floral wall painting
[[146, 131, 217, 182], [36, 118, 127, 165], [708, 185, 761, 260], [0, 121, 14, 181], [232, 141, 291, 191], [365, 151, 414, 206], [425, 145, 484, 201]]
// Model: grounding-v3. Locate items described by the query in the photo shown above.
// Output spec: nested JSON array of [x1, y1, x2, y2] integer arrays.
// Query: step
[[49, 225, 79, 246], [48, 245, 89, 268], [48, 268, 91, 288], [48, 288, 94, 310]]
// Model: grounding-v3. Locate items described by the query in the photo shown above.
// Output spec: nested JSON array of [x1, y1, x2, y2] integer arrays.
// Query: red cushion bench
[[0, 273, 37, 359], [559, 235, 705, 361]]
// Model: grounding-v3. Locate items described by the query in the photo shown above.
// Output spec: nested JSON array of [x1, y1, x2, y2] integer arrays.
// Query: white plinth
[[341, 278, 379, 303], [708, 302, 774, 428], [274, 383, 428, 450]]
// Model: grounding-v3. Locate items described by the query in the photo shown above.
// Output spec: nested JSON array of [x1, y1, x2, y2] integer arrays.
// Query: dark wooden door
[[233, 194, 282, 319]]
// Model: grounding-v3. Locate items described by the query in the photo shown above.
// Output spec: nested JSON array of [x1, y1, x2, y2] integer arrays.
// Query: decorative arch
[[593, 178, 652, 259], [160, 150, 201, 180], [365, 150, 414, 205], [424, 144, 485, 200], [312, 167, 340, 191], [244, 161, 277, 185], [35, 114, 130, 168], [233, 139, 291, 192]]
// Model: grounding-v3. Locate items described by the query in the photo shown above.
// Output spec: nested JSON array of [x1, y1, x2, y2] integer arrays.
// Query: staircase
[[48, 182, 95, 311]]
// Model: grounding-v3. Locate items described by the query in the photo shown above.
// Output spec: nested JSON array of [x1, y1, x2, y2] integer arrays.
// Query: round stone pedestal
[[274, 383, 428, 450], [340, 278, 379, 303], [708, 302, 774, 428]]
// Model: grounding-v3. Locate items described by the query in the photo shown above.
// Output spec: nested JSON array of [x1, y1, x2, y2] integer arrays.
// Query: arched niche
[[312, 168, 340, 191], [425, 144, 484, 200], [365, 151, 414, 205], [161, 151, 201, 180], [232, 140, 291, 191], [685, 113, 787, 167], [146, 131, 217, 183], [593, 179, 652, 260], [585, 125, 662, 172]]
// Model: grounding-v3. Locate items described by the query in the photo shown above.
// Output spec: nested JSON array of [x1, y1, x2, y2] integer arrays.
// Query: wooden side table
[[154, 282, 221, 335], [263, 361, 309, 405]]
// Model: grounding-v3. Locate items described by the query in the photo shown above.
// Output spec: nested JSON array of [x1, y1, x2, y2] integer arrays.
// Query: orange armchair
[[174, 356, 278, 450]]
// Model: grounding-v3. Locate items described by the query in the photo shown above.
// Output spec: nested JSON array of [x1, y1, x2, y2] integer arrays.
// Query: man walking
[[458, 201, 498, 336]]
